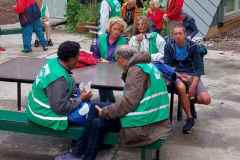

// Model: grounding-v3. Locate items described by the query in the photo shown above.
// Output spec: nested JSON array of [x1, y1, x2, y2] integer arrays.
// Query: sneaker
[[47, 39, 53, 46], [182, 118, 195, 134], [21, 49, 32, 53], [54, 152, 82, 160], [43, 47, 48, 51], [34, 40, 40, 47]]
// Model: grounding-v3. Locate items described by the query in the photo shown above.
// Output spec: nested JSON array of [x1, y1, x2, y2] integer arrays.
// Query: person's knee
[[198, 93, 211, 105], [176, 82, 186, 95]]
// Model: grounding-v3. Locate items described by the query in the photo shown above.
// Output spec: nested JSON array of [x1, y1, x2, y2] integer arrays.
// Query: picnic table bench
[[0, 57, 167, 160]]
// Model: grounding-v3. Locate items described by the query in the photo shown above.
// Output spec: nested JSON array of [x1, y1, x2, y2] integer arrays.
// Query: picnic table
[[0, 57, 124, 111]]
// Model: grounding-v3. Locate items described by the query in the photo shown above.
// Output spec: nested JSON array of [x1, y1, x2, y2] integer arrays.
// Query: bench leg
[[17, 82, 21, 111], [177, 96, 182, 121], [170, 92, 174, 123], [141, 148, 154, 160]]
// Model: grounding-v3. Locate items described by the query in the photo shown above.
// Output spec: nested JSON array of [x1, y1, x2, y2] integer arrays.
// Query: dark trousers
[[72, 102, 121, 160], [98, 89, 115, 103]]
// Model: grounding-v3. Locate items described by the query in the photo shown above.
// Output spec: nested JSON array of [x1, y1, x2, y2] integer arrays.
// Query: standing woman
[[129, 16, 166, 62], [93, 17, 127, 102], [14, 0, 47, 53]]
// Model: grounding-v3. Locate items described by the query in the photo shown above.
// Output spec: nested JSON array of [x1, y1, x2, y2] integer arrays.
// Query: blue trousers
[[72, 102, 121, 160], [22, 18, 47, 51]]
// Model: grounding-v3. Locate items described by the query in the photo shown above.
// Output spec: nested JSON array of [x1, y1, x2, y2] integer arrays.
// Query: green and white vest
[[25, 58, 74, 131], [106, 0, 121, 17], [121, 63, 169, 128], [98, 33, 127, 60], [148, 32, 159, 55]]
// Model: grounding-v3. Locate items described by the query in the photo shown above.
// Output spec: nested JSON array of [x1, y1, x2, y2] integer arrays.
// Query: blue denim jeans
[[71, 102, 121, 160], [22, 18, 47, 51]]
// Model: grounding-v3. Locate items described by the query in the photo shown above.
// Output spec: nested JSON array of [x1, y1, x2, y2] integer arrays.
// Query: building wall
[[183, 0, 222, 37], [46, 0, 67, 18]]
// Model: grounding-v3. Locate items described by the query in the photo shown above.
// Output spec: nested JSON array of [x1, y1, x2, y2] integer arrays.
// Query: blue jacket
[[183, 14, 199, 38], [164, 38, 204, 77]]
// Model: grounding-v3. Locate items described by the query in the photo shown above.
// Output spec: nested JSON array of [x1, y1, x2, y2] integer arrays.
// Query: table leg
[[17, 82, 21, 111]]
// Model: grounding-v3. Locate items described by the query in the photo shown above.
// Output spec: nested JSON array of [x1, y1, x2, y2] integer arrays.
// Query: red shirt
[[15, 0, 35, 14], [167, 0, 184, 21], [147, 8, 164, 30]]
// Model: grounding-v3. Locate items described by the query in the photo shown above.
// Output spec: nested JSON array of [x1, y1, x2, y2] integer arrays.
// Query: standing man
[[99, 0, 122, 34], [35, 0, 54, 47], [14, 0, 48, 53], [164, 24, 211, 134]]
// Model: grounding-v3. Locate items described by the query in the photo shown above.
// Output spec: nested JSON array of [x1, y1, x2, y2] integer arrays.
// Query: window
[[224, 0, 240, 15]]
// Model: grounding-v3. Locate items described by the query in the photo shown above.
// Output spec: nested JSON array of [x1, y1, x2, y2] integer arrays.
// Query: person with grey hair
[[60, 45, 171, 160]]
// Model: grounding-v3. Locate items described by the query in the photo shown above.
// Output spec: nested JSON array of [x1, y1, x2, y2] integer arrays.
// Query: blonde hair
[[134, 16, 150, 34], [150, 0, 160, 8], [106, 17, 127, 33]]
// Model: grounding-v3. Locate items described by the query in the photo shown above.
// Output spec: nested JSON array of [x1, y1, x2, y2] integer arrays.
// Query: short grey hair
[[115, 45, 137, 60]]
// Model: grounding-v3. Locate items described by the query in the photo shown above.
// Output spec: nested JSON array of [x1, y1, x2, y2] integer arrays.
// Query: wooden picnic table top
[[0, 57, 124, 90]]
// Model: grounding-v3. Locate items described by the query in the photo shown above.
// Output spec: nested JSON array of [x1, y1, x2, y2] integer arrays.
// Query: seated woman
[[147, 0, 164, 33], [129, 16, 166, 62], [93, 17, 127, 103]]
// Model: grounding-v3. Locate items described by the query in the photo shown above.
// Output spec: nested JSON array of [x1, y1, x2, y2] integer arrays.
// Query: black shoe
[[43, 47, 48, 51], [47, 39, 53, 46], [34, 40, 40, 47], [182, 118, 195, 134]]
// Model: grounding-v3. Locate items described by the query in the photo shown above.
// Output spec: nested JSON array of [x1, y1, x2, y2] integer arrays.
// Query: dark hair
[[173, 23, 186, 33], [57, 41, 80, 61]]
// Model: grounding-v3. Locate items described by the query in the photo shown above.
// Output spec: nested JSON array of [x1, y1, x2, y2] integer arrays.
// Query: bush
[[65, 0, 98, 32]]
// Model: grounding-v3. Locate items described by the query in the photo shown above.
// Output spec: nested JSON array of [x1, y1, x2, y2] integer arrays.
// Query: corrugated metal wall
[[46, 0, 67, 18], [183, 0, 222, 37]]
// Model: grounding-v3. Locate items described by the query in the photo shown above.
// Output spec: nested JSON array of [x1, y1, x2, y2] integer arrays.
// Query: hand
[[80, 90, 92, 101], [95, 105, 103, 117], [136, 34, 144, 42], [178, 74, 189, 83], [163, 14, 169, 21]]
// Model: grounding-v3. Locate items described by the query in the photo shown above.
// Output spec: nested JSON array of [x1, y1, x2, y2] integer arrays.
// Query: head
[[134, 16, 150, 34], [107, 17, 127, 39], [57, 41, 80, 70], [149, 0, 160, 10], [127, 0, 137, 9], [115, 45, 137, 71], [172, 24, 186, 46]]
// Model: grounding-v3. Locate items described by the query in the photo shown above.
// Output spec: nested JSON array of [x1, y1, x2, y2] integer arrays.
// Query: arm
[[166, 0, 184, 20], [99, 1, 110, 34], [100, 67, 148, 119], [45, 77, 80, 115], [151, 34, 166, 61], [163, 42, 174, 66]]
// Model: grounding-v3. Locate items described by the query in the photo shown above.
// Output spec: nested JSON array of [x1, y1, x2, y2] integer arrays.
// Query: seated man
[[57, 46, 171, 160], [164, 24, 211, 134], [25, 41, 92, 131]]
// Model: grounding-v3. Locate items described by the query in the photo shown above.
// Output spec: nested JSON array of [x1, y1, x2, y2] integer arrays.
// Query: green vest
[[121, 63, 169, 128], [41, 0, 47, 17], [106, 0, 121, 17], [148, 32, 159, 55], [25, 58, 74, 131], [98, 33, 127, 60]]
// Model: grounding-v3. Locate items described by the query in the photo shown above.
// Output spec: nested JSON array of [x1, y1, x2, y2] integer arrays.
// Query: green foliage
[[65, 0, 98, 32]]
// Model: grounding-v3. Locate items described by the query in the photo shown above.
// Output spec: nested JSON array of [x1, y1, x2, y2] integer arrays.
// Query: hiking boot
[[54, 152, 82, 160], [182, 118, 195, 134], [47, 39, 54, 46], [43, 46, 48, 51], [34, 40, 40, 47]]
